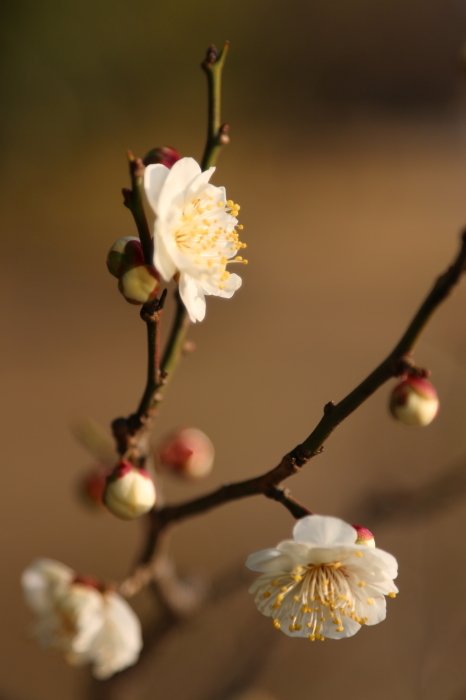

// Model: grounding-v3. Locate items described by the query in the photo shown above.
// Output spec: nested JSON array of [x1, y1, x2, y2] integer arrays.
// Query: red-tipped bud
[[353, 524, 376, 548], [78, 464, 110, 509], [142, 146, 181, 169], [118, 265, 160, 305], [157, 428, 215, 480], [389, 376, 439, 427], [107, 237, 144, 279], [103, 461, 156, 520]]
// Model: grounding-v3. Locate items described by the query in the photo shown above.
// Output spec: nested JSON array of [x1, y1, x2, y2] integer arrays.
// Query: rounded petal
[[293, 515, 357, 547], [21, 559, 74, 615], [154, 233, 177, 281], [144, 164, 170, 214], [89, 593, 142, 679], [157, 158, 201, 219], [179, 273, 206, 322]]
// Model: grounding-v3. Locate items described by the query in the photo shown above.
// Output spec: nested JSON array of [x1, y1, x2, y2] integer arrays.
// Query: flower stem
[[201, 42, 230, 171], [124, 152, 153, 265]]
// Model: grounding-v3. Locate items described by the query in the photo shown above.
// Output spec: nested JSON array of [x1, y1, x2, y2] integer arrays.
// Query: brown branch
[[143, 229, 466, 538]]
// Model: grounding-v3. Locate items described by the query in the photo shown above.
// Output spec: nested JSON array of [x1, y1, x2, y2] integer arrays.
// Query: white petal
[[185, 167, 215, 202], [179, 273, 206, 322], [154, 232, 177, 281], [293, 515, 357, 547], [157, 158, 201, 220], [21, 559, 73, 615], [89, 593, 142, 679], [355, 594, 387, 626], [322, 615, 361, 640], [246, 548, 283, 572], [143, 164, 170, 214]]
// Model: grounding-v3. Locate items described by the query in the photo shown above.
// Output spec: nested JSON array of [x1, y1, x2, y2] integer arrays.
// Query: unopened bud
[[118, 265, 160, 305], [142, 146, 180, 169], [389, 376, 439, 426], [78, 464, 110, 509], [157, 427, 215, 480], [107, 237, 144, 278], [103, 461, 156, 520], [353, 524, 375, 548]]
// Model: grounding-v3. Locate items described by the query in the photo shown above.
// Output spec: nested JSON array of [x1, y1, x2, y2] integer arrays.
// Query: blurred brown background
[[3, 0, 466, 698]]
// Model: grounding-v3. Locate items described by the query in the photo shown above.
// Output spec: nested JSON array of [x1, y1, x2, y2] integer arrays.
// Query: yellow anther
[[355, 551, 363, 558], [218, 284, 225, 290], [206, 205, 213, 211], [273, 619, 281, 629], [308, 634, 316, 641], [294, 624, 302, 631], [336, 626, 345, 632], [235, 204, 241, 210], [238, 224, 244, 229], [272, 603, 281, 609], [271, 580, 279, 586], [323, 579, 330, 585], [289, 624, 295, 632], [366, 598, 374, 605], [358, 581, 366, 587], [292, 575, 302, 582], [203, 219, 211, 226], [306, 622, 312, 628], [332, 562, 342, 569], [217, 201, 224, 207], [263, 592, 271, 598], [290, 616, 297, 621], [388, 592, 397, 598], [320, 636, 325, 641], [231, 210, 239, 217], [227, 199, 234, 207], [280, 587, 288, 593], [320, 617, 326, 622], [293, 595, 300, 602], [235, 256, 243, 261]]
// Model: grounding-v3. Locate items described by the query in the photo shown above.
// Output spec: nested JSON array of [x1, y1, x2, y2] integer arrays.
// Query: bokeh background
[[3, 0, 466, 698]]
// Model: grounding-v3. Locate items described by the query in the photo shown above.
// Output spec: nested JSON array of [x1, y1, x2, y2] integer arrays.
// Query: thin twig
[[123, 153, 153, 265], [201, 43, 230, 171], [144, 230, 466, 534]]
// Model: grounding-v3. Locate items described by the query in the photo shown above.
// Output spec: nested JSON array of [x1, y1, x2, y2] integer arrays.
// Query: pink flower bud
[[78, 464, 110, 509], [353, 524, 376, 548], [103, 461, 156, 520], [107, 237, 144, 278], [118, 264, 160, 305], [142, 146, 180, 169], [157, 428, 215, 480], [389, 376, 439, 427]]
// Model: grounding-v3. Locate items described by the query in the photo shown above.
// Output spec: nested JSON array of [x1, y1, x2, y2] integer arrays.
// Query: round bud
[[78, 464, 110, 509], [103, 461, 156, 520], [353, 524, 375, 548], [142, 146, 180, 169], [107, 237, 144, 278], [389, 376, 439, 427], [118, 265, 160, 305], [157, 428, 215, 480]]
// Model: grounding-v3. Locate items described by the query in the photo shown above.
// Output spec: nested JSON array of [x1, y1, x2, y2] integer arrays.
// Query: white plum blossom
[[246, 515, 398, 641], [144, 157, 247, 322], [21, 559, 142, 679]]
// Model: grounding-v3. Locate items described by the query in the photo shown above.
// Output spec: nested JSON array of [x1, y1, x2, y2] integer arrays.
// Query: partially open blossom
[[106, 237, 144, 279], [389, 376, 439, 426], [103, 461, 156, 519], [117, 264, 160, 305], [157, 427, 215, 480], [21, 559, 142, 679], [246, 515, 398, 641], [143, 146, 180, 168], [144, 157, 247, 322]]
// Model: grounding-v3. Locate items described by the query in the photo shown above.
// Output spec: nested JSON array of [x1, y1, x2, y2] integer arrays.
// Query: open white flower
[[21, 559, 142, 679], [246, 515, 398, 641], [144, 157, 247, 322]]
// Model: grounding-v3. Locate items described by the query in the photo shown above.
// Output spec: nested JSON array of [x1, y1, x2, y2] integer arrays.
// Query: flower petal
[[293, 515, 357, 547], [21, 559, 73, 615], [144, 164, 170, 213], [179, 273, 206, 322], [154, 233, 177, 281], [157, 157, 201, 220]]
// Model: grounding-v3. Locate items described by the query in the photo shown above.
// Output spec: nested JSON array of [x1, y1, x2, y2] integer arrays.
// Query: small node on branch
[[323, 401, 335, 415], [182, 340, 196, 355], [203, 44, 219, 67], [219, 123, 230, 145], [122, 188, 133, 208]]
